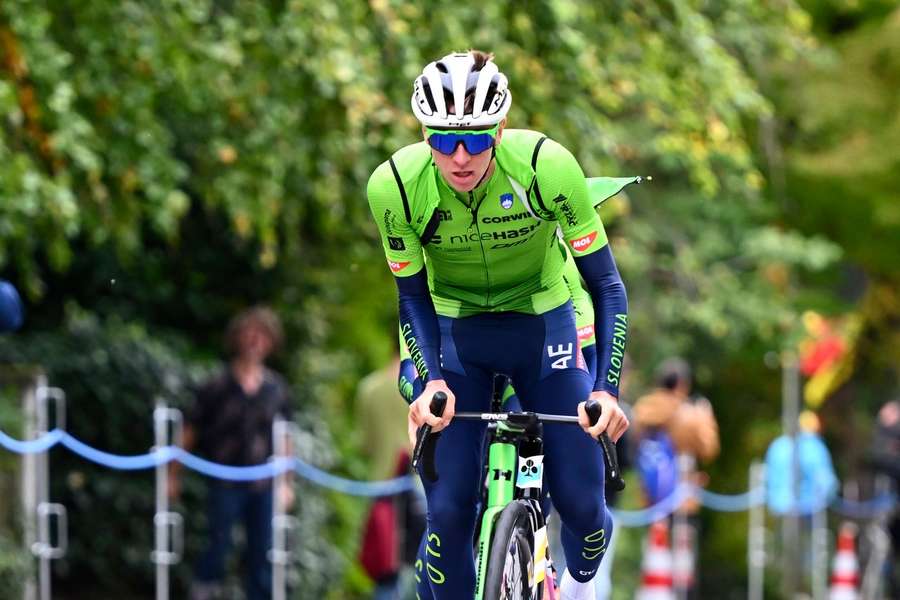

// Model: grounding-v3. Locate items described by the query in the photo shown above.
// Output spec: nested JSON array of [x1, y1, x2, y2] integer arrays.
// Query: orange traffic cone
[[828, 522, 859, 600], [636, 521, 675, 600]]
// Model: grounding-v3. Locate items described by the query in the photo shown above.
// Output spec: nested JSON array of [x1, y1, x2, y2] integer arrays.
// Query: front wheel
[[483, 500, 535, 600]]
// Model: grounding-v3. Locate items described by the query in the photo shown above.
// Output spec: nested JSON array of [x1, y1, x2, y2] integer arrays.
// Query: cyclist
[[367, 50, 629, 600], [398, 245, 597, 599]]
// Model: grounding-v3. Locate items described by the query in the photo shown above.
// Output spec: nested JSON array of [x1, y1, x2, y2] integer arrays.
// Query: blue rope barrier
[[697, 487, 766, 512], [0, 428, 891, 504], [292, 459, 415, 496], [830, 494, 897, 519], [0, 428, 413, 495], [58, 434, 168, 470], [0, 429, 63, 454], [177, 452, 291, 482], [611, 483, 694, 527]]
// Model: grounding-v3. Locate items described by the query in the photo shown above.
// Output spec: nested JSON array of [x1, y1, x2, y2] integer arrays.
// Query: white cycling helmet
[[411, 52, 512, 128]]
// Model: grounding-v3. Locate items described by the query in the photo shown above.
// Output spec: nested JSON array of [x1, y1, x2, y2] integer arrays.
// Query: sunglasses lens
[[428, 131, 495, 155], [461, 134, 494, 154], [428, 134, 458, 155]]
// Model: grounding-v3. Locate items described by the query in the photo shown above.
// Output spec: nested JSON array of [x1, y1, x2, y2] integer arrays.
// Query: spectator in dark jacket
[[169, 306, 294, 600], [870, 398, 900, 597]]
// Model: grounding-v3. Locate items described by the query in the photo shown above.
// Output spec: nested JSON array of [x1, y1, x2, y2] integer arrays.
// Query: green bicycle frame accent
[[474, 423, 519, 599]]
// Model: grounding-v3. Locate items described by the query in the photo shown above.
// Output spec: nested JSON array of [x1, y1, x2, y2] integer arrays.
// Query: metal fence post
[[30, 380, 67, 600], [781, 352, 801, 600], [748, 462, 765, 600], [151, 401, 183, 600], [673, 454, 696, 599], [22, 374, 41, 600], [811, 501, 828, 600], [270, 419, 299, 600]]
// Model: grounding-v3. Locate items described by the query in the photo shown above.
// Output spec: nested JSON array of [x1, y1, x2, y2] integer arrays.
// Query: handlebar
[[411, 392, 625, 492]]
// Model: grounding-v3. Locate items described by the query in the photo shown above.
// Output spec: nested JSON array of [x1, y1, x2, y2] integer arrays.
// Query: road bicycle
[[412, 380, 624, 600]]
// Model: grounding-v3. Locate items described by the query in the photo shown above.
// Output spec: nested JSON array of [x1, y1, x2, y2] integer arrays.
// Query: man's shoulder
[[368, 142, 432, 187], [367, 141, 435, 219], [501, 129, 575, 157], [633, 389, 680, 427], [502, 128, 546, 145]]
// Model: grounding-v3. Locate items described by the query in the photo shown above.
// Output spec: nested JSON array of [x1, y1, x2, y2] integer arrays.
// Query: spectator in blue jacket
[[765, 410, 838, 514], [0, 280, 24, 332]]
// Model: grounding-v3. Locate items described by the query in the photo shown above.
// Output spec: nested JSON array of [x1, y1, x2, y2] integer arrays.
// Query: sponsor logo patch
[[387, 236, 405, 251], [577, 325, 595, 342], [481, 211, 530, 224], [548, 343, 574, 370], [383, 209, 396, 235], [388, 260, 410, 273], [569, 231, 598, 253], [553, 194, 578, 226], [500, 193, 514, 210], [516, 455, 544, 489]]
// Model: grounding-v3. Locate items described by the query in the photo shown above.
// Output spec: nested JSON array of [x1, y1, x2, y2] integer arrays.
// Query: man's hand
[[408, 379, 456, 447], [577, 391, 629, 442]]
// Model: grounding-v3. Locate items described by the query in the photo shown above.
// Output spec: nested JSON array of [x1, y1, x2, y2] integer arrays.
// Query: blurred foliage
[[0, 375, 29, 599], [0, 0, 897, 598]]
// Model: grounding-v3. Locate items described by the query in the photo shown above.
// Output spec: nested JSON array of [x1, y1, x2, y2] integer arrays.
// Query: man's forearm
[[396, 270, 443, 383], [574, 245, 628, 396]]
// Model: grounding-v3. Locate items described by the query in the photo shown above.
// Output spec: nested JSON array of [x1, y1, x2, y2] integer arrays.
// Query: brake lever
[[585, 399, 626, 492]]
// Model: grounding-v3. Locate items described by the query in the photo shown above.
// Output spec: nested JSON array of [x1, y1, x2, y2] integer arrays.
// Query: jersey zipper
[[469, 190, 493, 304]]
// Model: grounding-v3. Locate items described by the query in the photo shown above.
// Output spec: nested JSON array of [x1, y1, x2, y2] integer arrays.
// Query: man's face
[[425, 122, 504, 193], [236, 323, 273, 362]]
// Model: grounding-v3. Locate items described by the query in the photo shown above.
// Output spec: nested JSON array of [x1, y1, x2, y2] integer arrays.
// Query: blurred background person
[[358, 351, 411, 482], [632, 357, 719, 598], [0, 280, 23, 333], [168, 306, 294, 600], [633, 358, 720, 508], [868, 398, 900, 596], [356, 349, 426, 600], [764, 410, 838, 516]]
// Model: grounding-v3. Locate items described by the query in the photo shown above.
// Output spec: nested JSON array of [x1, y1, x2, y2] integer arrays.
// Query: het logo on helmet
[[388, 260, 410, 273], [569, 232, 598, 253], [499, 193, 514, 210]]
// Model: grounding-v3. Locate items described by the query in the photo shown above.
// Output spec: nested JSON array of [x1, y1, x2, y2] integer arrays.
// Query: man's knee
[[554, 492, 606, 533], [427, 495, 479, 533]]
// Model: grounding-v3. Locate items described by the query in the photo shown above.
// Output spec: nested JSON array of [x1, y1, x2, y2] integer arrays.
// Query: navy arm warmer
[[396, 270, 443, 384], [573, 245, 628, 396]]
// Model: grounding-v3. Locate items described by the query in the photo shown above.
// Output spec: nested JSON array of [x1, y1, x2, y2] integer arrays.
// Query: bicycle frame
[[473, 414, 549, 599], [475, 423, 518, 597]]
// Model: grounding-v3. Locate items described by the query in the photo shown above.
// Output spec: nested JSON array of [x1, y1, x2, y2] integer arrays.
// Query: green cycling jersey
[[367, 129, 609, 318], [399, 239, 595, 365]]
